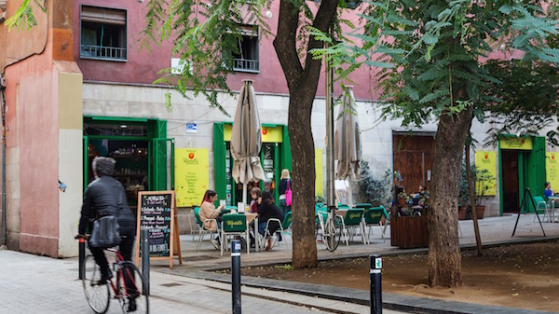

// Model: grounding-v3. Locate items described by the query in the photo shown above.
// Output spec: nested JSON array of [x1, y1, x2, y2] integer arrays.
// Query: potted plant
[[357, 161, 392, 207], [397, 191, 409, 207], [474, 169, 494, 219]]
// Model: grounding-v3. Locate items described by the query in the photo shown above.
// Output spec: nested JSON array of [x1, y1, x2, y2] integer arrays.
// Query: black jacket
[[278, 178, 292, 196], [79, 175, 136, 234], [257, 202, 284, 224]]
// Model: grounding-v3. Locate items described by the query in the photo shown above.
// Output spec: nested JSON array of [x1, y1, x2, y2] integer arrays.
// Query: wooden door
[[501, 150, 520, 213], [393, 134, 435, 195]]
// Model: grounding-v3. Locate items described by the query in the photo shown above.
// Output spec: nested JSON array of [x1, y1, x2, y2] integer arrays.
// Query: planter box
[[390, 214, 429, 249]]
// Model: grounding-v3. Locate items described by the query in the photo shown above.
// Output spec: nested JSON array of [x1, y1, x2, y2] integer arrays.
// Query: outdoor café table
[[548, 196, 559, 222]]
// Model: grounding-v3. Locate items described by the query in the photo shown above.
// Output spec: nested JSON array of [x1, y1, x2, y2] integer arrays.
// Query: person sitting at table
[[199, 189, 226, 250], [249, 187, 262, 213], [257, 191, 284, 251], [544, 182, 555, 198]]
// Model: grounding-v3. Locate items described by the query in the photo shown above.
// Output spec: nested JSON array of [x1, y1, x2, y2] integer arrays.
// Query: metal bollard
[[369, 254, 382, 314], [78, 238, 86, 279], [141, 228, 150, 295], [231, 239, 242, 314]]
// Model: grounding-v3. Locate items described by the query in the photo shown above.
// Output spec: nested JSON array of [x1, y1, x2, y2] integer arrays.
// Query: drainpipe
[[0, 73, 5, 246]]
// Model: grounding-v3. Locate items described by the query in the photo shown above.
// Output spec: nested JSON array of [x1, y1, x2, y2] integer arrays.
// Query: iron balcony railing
[[233, 58, 259, 72], [80, 45, 127, 61]]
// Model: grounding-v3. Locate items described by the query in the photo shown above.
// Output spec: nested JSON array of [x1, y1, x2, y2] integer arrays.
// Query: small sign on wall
[[186, 123, 197, 133]]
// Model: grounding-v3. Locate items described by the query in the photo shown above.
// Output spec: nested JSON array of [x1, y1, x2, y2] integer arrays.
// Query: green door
[[151, 138, 175, 191]]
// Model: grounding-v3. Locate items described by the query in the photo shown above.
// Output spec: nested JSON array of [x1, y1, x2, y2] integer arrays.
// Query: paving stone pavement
[[0, 249, 404, 314]]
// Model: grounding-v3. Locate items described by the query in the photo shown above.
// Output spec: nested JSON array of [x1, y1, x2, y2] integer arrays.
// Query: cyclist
[[77, 157, 138, 311]]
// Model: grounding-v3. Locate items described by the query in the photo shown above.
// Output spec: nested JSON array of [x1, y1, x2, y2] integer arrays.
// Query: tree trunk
[[272, 0, 339, 268], [428, 105, 473, 287]]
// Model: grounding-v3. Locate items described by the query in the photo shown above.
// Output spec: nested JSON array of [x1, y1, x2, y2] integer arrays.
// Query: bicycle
[[77, 236, 149, 314], [315, 206, 342, 252]]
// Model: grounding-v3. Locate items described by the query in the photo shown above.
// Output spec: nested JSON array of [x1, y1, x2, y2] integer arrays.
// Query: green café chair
[[364, 206, 385, 243], [532, 196, 551, 222], [264, 212, 293, 250], [355, 203, 373, 209], [379, 205, 391, 239], [194, 207, 220, 251], [221, 214, 249, 256], [336, 208, 366, 245]]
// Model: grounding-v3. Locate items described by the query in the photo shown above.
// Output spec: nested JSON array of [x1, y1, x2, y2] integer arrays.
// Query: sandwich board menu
[[135, 191, 182, 268]]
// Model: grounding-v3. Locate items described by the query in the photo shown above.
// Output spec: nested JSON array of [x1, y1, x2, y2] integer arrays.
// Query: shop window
[[80, 6, 127, 61], [224, 25, 259, 73]]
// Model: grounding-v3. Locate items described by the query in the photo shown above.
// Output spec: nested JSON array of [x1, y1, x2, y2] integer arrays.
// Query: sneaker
[[127, 298, 137, 312], [265, 237, 272, 251], [210, 239, 220, 250], [97, 268, 113, 285]]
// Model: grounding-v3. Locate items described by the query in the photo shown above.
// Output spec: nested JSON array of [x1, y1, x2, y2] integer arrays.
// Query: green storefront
[[499, 135, 546, 214], [83, 116, 174, 209], [213, 122, 292, 206]]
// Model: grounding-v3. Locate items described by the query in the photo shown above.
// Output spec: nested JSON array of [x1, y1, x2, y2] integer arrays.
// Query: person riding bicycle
[[77, 157, 138, 310]]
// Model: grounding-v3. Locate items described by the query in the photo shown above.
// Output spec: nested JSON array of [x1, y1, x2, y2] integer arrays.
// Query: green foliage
[[141, 0, 272, 113], [357, 161, 392, 207], [6, 0, 46, 31]]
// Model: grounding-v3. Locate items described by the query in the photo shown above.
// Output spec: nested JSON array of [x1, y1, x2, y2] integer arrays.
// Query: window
[[226, 26, 259, 73], [80, 6, 127, 61]]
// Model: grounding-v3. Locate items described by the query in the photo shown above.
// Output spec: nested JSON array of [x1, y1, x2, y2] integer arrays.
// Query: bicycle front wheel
[[324, 216, 342, 252], [118, 261, 149, 314], [82, 255, 110, 314]]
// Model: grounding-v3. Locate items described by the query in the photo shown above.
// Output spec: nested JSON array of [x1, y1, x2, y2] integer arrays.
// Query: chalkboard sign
[[135, 191, 182, 268]]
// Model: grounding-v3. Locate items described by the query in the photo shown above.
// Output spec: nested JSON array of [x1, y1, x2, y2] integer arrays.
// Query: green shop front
[[499, 136, 546, 214], [213, 122, 292, 206], [83, 116, 175, 212]]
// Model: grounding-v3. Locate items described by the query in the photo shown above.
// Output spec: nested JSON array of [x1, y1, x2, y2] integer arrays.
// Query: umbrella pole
[[243, 183, 247, 212], [325, 26, 336, 215]]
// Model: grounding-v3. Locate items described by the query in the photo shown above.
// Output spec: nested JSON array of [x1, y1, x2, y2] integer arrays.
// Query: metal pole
[[325, 26, 336, 215], [78, 238, 86, 279], [141, 228, 150, 295], [369, 254, 382, 314], [231, 239, 242, 314], [1, 84, 6, 247]]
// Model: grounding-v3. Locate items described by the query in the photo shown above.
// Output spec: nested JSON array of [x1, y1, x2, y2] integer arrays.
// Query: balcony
[[80, 45, 127, 62], [233, 58, 259, 73]]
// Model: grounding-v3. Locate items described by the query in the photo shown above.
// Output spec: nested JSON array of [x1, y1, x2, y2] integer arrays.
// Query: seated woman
[[257, 191, 284, 251], [199, 189, 226, 250], [249, 187, 262, 213], [544, 182, 554, 199]]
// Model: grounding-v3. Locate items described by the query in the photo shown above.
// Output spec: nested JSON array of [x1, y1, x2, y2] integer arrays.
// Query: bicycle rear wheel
[[118, 261, 149, 314], [82, 255, 110, 314], [324, 216, 342, 252]]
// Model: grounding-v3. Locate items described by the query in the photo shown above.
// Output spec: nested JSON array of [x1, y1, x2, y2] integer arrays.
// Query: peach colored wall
[[5, 37, 60, 256], [0, 0, 49, 72]]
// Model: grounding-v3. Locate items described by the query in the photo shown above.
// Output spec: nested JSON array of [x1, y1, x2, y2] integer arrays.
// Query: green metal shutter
[[214, 123, 227, 206], [527, 136, 546, 213], [280, 126, 292, 172]]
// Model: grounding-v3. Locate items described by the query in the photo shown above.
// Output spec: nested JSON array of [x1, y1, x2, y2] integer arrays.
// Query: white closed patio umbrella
[[231, 80, 265, 208], [334, 86, 362, 205]]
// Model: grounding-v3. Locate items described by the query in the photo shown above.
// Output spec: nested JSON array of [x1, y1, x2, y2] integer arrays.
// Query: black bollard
[[369, 254, 382, 314], [141, 228, 150, 295], [78, 237, 86, 279], [231, 239, 242, 314]]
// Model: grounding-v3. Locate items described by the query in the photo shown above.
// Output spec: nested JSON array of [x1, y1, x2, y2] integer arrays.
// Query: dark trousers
[[89, 221, 136, 277]]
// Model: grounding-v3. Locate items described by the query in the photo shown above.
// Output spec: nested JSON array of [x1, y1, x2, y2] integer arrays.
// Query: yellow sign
[[546, 152, 559, 191], [474, 151, 497, 196], [175, 148, 209, 207], [500, 137, 533, 150], [315, 149, 324, 197], [223, 124, 283, 143]]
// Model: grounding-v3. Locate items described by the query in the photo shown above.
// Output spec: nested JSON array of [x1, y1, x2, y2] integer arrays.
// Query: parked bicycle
[[77, 236, 149, 314], [315, 206, 342, 252]]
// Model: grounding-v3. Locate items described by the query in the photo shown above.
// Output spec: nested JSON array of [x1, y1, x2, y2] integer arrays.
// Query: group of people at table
[[198, 170, 293, 251]]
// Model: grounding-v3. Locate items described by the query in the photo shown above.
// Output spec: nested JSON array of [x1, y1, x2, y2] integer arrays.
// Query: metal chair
[[194, 207, 220, 251], [336, 208, 366, 245], [221, 214, 250, 256], [363, 206, 385, 243], [264, 212, 292, 250], [532, 196, 550, 222]]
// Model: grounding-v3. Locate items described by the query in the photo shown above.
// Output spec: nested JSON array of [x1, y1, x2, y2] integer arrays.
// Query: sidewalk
[[0, 249, 403, 314]]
